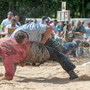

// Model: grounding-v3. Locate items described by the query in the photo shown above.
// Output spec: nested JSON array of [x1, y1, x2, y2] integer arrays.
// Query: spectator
[[41, 16, 47, 24], [63, 24, 74, 42], [6, 17, 19, 28], [44, 18, 50, 25], [54, 28, 62, 43], [87, 21, 90, 29], [81, 21, 85, 32], [50, 20, 58, 33], [33, 19, 37, 23], [70, 21, 74, 29], [72, 20, 85, 57], [84, 22, 90, 39], [72, 20, 84, 39], [1, 11, 13, 31], [25, 20, 30, 24], [66, 21, 69, 25], [57, 21, 65, 32], [72, 21, 82, 57], [15, 15, 21, 27]]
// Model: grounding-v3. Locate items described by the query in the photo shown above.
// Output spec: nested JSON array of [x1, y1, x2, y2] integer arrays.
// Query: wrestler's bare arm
[[40, 25, 53, 44]]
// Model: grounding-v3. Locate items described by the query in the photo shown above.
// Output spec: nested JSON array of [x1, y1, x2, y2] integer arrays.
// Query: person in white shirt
[[50, 20, 58, 33], [1, 11, 13, 31], [6, 17, 19, 29], [84, 22, 90, 39], [15, 15, 21, 27]]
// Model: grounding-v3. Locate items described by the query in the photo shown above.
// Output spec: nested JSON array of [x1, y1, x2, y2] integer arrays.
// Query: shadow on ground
[[16, 74, 90, 84], [16, 76, 70, 84]]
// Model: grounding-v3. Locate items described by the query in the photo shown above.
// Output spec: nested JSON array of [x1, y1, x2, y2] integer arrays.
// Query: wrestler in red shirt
[[0, 31, 30, 80]]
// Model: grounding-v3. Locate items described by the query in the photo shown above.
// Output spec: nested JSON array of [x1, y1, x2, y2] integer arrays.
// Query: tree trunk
[[82, 0, 85, 18]]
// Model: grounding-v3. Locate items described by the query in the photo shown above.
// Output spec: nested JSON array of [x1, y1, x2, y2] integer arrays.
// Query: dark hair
[[42, 16, 47, 21], [11, 17, 16, 22], [14, 31, 26, 43], [54, 20, 57, 22]]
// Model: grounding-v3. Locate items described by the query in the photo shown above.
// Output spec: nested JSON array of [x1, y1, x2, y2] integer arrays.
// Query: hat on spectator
[[44, 18, 49, 22], [8, 11, 13, 15], [57, 28, 61, 31]]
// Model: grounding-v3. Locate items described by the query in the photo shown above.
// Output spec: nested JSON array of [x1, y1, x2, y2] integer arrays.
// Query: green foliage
[[0, 25, 1, 29], [0, 0, 89, 23]]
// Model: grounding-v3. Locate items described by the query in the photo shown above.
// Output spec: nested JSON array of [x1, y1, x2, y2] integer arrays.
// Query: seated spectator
[[6, 17, 19, 29], [15, 15, 21, 27], [1, 11, 13, 31], [63, 24, 74, 42], [54, 28, 62, 43], [86, 21, 90, 29], [57, 21, 65, 31], [81, 21, 85, 32], [72, 21, 86, 57], [5, 17, 19, 36], [70, 21, 74, 29], [72, 20, 85, 39], [84, 22, 90, 39]]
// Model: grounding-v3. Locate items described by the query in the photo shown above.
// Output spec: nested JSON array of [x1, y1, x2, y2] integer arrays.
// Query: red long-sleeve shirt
[[0, 37, 30, 78]]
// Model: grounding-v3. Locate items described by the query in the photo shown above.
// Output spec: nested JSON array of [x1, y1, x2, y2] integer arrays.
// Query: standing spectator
[[33, 19, 37, 23], [1, 11, 13, 31], [25, 20, 30, 24], [15, 15, 21, 27], [41, 16, 47, 24], [50, 20, 58, 33]]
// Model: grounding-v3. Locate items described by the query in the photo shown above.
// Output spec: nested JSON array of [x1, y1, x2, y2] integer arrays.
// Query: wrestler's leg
[[46, 46, 78, 80], [45, 38, 63, 53]]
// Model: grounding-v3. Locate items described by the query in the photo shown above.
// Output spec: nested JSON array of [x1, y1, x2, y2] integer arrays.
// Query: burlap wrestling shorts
[[28, 42, 50, 63]]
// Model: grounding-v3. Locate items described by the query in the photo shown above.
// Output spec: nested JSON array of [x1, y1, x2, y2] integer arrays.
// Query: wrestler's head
[[14, 31, 29, 44]]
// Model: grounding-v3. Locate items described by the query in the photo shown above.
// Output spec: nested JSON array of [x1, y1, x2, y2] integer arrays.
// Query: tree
[[0, 0, 89, 23]]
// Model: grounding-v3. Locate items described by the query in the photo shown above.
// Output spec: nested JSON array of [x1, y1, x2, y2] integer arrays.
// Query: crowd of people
[[0, 11, 90, 81]]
